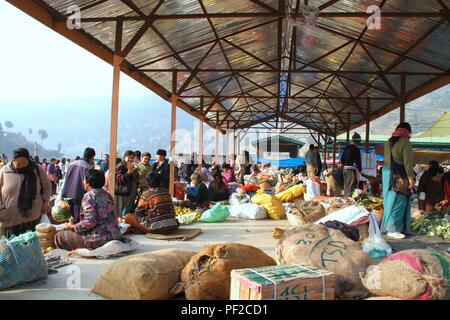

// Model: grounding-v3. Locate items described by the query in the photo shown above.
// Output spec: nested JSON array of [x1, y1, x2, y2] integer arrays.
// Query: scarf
[[13, 162, 38, 217], [392, 127, 411, 140]]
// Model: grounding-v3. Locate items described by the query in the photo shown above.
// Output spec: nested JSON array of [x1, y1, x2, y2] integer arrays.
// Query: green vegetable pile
[[412, 212, 450, 240]]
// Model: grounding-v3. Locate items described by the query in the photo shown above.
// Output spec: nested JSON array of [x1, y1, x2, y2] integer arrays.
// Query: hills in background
[[0, 85, 448, 159]]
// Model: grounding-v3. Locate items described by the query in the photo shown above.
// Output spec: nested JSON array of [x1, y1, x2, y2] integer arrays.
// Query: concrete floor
[[1, 217, 449, 300], [0, 218, 290, 300]]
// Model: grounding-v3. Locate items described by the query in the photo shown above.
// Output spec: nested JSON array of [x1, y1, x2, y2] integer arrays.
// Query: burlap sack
[[91, 249, 195, 300], [289, 201, 326, 225], [361, 249, 449, 300], [181, 243, 276, 300], [276, 224, 373, 299]]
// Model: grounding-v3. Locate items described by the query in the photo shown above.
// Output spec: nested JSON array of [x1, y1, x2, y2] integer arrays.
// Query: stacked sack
[[181, 243, 276, 300], [35, 223, 56, 254], [361, 249, 450, 300], [276, 224, 373, 299]]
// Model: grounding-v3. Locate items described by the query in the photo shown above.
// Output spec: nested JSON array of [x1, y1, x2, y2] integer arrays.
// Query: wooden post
[[232, 129, 236, 159], [225, 124, 229, 163], [323, 135, 327, 165], [333, 125, 337, 168], [169, 70, 178, 197], [365, 97, 371, 153], [400, 72, 406, 123], [346, 113, 350, 142], [215, 112, 219, 164], [107, 17, 123, 197], [198, 96, 204, 171], [237, 130, 241, 155]]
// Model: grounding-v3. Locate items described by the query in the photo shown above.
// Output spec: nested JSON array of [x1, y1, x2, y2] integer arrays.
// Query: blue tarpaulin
[[253, 157, 305, 168]]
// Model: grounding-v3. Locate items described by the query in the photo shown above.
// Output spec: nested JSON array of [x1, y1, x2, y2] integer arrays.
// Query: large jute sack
[[275, 184, 304, 203], [361, 249, 450, 300], [291, 201, 326, 225], [181, 243, 276, 300], [251, 193, 285, 219], [91, 249, 195, 300], [276, 224, 373, 299]]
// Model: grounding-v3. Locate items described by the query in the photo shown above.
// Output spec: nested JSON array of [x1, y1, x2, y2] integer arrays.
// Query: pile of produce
[[174, 206, 201, 225], [174, 206, 192, 216], [412, 212, 450, 240], [352, 192, 383, 211]]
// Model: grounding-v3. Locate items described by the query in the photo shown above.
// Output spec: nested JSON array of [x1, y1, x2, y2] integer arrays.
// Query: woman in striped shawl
[[123, 171, 179, 234]]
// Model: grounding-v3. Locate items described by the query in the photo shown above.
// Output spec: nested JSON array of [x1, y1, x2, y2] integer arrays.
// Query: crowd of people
[[0, 122, 449, 250], [0, 146, 250, 251]]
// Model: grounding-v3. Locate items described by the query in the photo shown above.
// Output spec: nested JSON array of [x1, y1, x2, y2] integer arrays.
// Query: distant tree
[[38, 129, 48, 143], [28, 128, 33, 135], [57, 142, 62, 153], [4, 121, 13, 129]]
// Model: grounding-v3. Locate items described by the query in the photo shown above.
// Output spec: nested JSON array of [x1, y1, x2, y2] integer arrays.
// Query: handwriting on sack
[[295, 234, 347, 268], [295, 233, 316, 245], [320, 241, 346, 268]]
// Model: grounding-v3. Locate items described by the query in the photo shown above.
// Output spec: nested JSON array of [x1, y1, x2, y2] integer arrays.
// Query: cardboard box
[[230, 264, 335, 300]]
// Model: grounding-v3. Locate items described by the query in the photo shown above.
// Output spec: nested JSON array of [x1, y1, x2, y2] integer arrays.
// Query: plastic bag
[[251, 193, 285, 220], [362, 212, 392, 259], [229, 193, 250, 206], [229, 203, 267, 220], [304, 179, 320, 201], [0, 232, 47, 289], [176, 211, 201, 225], [70, 239, 140, 259], [200, 203, 230, 223]]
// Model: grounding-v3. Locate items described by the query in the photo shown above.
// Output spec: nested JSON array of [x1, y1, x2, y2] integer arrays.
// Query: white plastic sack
[[229, 193, 251, 206], [315, 205, 369, 225], [229, 203, 267, 220], [362, 212, 392, 259], [304, 179, 321, 201], [70, 239, 140, 259], [40, 214, 51, 224]]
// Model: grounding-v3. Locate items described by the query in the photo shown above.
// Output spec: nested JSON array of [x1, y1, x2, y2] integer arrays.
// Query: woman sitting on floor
[[55, 169, 124, 251], [184, 173, 210, 210], [124, 172, 179, 234], [209, 167, 230, 202]]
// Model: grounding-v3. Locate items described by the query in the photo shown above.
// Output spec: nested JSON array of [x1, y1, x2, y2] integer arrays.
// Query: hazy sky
[[0, 0, 150, 102]]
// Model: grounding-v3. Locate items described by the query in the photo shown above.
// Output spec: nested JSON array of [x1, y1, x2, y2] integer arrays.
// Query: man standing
[[100, 154, 109, 172], [314, 146, 322, 177], [135, 151, 151, 188], [323, 164, 345, 196], [152, 149, 170, 190], [305, 144, 319, 178], [340, 133, 362, 197], [61, 147, 96, 222]]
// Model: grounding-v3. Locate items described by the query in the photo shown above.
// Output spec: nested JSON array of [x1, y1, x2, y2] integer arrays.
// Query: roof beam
[[139, 69, 448, 75], [249, 0, 277, 13], [76, 11, 450, 22]]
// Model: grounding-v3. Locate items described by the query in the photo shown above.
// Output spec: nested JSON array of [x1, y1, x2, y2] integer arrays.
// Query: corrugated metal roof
[[13, 0, 450, 135]]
